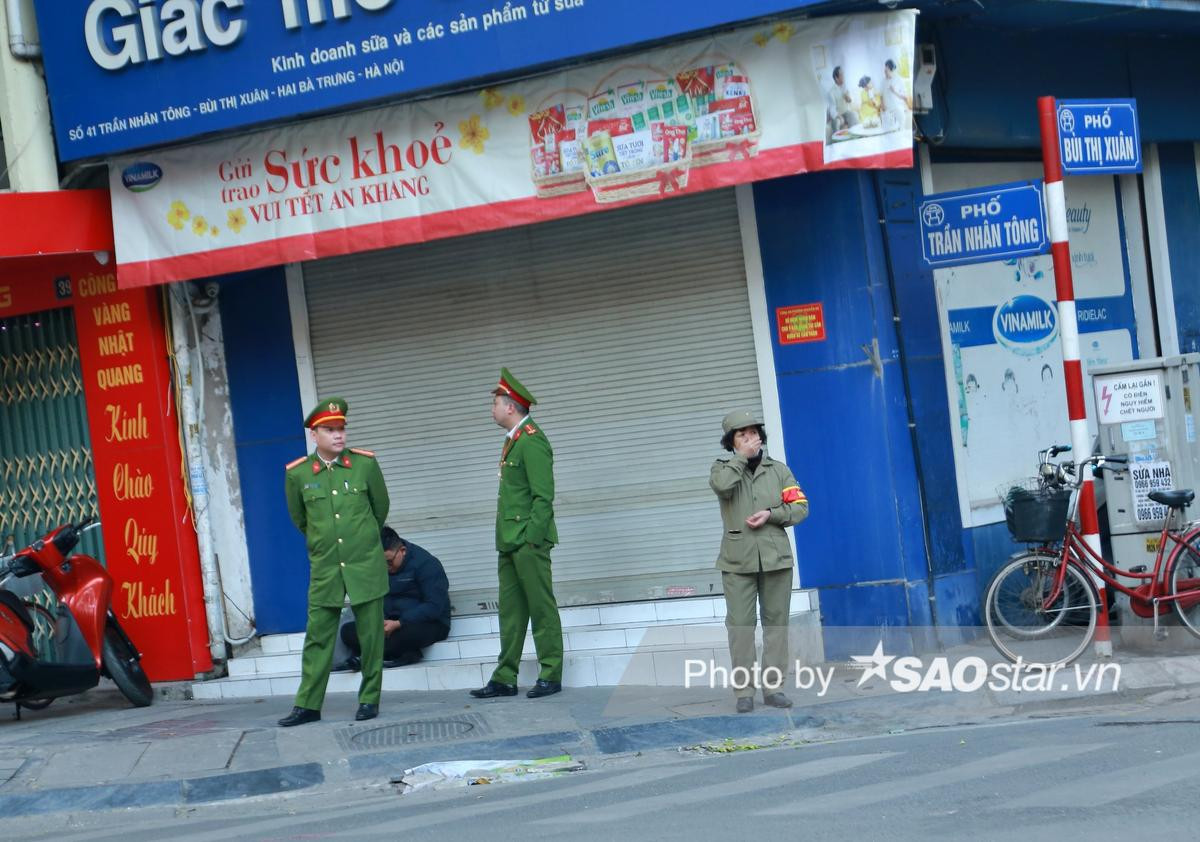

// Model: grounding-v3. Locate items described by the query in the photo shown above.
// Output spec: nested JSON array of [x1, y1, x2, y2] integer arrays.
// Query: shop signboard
[[0, 256, 214, 680], [36, 0, 832, 161], [1056, 99, 1142, 175], [107, 10, 918, 287], [918, 180, 1049, 268]]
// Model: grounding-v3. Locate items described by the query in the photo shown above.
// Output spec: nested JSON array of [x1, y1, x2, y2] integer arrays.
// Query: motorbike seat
[[0, 590, 35, 632]]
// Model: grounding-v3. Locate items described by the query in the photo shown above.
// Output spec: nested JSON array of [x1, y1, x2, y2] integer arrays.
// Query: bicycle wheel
[[1168, 532, 1200, 638], [987, 551, 1067, 638], [985, 552, 1097, 665]]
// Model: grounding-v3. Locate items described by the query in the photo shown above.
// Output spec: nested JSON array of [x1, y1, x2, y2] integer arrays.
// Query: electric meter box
[[1090, 354, 1200, 572]]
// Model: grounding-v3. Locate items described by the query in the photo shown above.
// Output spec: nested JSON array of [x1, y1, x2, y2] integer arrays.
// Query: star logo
[[850, 641, 895, 687]]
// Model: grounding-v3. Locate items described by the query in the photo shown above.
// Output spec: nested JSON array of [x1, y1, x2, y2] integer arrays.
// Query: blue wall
[[218, 267, 310, 634], [924, 22, 1200, 147], [1156, 143, 1200, 354], [753, 169, 977, 656]]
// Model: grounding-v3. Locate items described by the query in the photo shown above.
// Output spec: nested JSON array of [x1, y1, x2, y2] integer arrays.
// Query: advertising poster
[[107, 11, 915, 288], [931, 162, 1142, 526], [810, 16, 915, 164]]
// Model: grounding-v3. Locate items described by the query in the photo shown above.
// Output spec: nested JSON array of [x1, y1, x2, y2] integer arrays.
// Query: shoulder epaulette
[[524, 424, 537, 436], [285, 456, 307, 470], [349, 447, 376, 457]]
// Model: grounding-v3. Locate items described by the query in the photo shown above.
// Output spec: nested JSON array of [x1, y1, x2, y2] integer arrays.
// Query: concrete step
[[192, 608, 824, 700], [231, 591, 815, 679]]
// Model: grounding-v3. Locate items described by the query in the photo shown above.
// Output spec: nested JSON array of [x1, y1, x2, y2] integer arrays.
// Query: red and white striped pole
[[1038, 95, 1111, 657]]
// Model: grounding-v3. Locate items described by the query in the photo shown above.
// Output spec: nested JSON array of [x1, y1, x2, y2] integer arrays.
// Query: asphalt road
[[8, 697, 1199, 841]]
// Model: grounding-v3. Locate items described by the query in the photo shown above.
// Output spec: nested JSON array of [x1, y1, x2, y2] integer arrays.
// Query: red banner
[[2, 255, 212, 680]]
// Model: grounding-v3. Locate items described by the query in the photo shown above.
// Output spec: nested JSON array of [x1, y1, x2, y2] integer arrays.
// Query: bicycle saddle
[[1148, 489, 1194, 509]]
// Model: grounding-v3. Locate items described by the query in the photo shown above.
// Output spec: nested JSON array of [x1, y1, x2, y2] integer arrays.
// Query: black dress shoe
[[277, 706, 321, 727], [383, 651, 422, 669], [355, 703, 378, 721], [526, 679, 562, 699], [469, 680, 518, 699], [332, 655, 361, 673]]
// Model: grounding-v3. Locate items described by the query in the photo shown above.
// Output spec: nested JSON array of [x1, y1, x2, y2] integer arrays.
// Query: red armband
[[781, 486, 806, 504]]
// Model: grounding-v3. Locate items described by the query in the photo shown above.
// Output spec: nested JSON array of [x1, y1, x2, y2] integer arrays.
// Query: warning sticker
[[1094, 372, 1164, 424]]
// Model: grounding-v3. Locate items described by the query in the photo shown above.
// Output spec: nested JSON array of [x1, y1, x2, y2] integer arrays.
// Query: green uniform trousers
[[294, 596, 384, 709], [491, 543, 563, 685], [722, 568, 792, 700]]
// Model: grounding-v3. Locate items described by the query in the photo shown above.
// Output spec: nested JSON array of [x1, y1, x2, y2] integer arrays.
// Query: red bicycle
[[985, 445, 1200, 666]]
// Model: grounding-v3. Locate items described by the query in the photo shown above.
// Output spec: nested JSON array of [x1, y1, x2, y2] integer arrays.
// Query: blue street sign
[[1057, 99, 1142, 175], [918, 180, 1049, 268]]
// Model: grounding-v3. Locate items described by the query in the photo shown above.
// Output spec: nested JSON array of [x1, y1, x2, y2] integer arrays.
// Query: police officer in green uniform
[[471, 369, 564, 699], [278, 398, 390, 726]]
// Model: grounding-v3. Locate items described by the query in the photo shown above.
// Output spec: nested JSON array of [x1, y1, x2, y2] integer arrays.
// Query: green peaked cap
[[493, 368, 537, 409], [721, 409, 764, 434], [305, 397, 349, 428]]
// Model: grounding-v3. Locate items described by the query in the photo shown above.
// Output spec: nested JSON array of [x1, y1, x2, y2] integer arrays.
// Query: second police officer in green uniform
[[471, 369, 565, 699], [278, 398, 390, 726]]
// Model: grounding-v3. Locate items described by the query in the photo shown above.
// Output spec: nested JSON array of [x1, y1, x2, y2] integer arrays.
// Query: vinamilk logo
[[121, 161, 163, 192], [993, 294, 1058, 357]]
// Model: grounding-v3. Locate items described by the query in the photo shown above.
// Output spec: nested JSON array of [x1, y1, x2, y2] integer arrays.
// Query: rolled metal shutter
[[303, 189, 764, 614]]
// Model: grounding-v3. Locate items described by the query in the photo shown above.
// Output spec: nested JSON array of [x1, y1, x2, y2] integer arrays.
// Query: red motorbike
[[0, 518, 152, 716]]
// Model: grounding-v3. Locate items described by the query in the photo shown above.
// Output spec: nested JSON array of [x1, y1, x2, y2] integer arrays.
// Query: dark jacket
[[385, 540, 451, 628]]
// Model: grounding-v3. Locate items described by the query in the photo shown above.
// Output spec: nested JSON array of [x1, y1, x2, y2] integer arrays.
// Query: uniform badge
[[312, 460, 322, 475], [524, 424, 537, 435], [341, 455, 352, 468]]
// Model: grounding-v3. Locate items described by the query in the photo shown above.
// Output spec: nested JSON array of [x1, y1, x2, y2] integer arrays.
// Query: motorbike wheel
[[102, 621, 153, 707]]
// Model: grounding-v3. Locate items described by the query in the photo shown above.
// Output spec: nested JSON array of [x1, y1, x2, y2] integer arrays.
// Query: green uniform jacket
[[709, 451, 809, 574], [496, 418, 558, 553], [285, 448, 390, 607]]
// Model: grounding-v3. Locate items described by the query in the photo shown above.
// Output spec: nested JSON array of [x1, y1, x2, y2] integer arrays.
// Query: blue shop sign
[[918, 180, 1049, 268], [1056, 99, 1142, 175], [35, 0, 824, 161]]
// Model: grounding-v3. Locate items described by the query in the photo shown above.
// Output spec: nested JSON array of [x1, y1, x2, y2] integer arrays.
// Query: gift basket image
[[579, 65, 695, 204], [527, 89, 590, 198], [675, 56, 761, 167]]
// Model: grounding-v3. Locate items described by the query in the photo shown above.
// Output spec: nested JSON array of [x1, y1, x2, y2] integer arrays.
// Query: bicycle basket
[[997, 478, 1071, 543]]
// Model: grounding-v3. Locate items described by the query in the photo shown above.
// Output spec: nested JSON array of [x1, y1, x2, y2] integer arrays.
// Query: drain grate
[[336, 713, 491, 751]]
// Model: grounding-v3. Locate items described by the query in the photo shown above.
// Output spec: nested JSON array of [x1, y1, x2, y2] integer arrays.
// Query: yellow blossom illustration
[[773, 22, 796, 43], [459, 114, 489, 154], [753, 32, 770, 48], [191, 215, 208, 236], [506, 94, 525, 117], [227, 208, 247, 234], [167, 200, 190, 230], [210, 226, 219, 236], [480, 88, 504, 109]]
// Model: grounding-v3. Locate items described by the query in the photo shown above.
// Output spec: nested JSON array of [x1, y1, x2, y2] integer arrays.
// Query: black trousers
[[341, 619, 449, 661]]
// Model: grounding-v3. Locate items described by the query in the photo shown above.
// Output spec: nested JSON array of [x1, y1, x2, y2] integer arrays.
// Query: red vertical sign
[[4, 256, 212, 679]]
